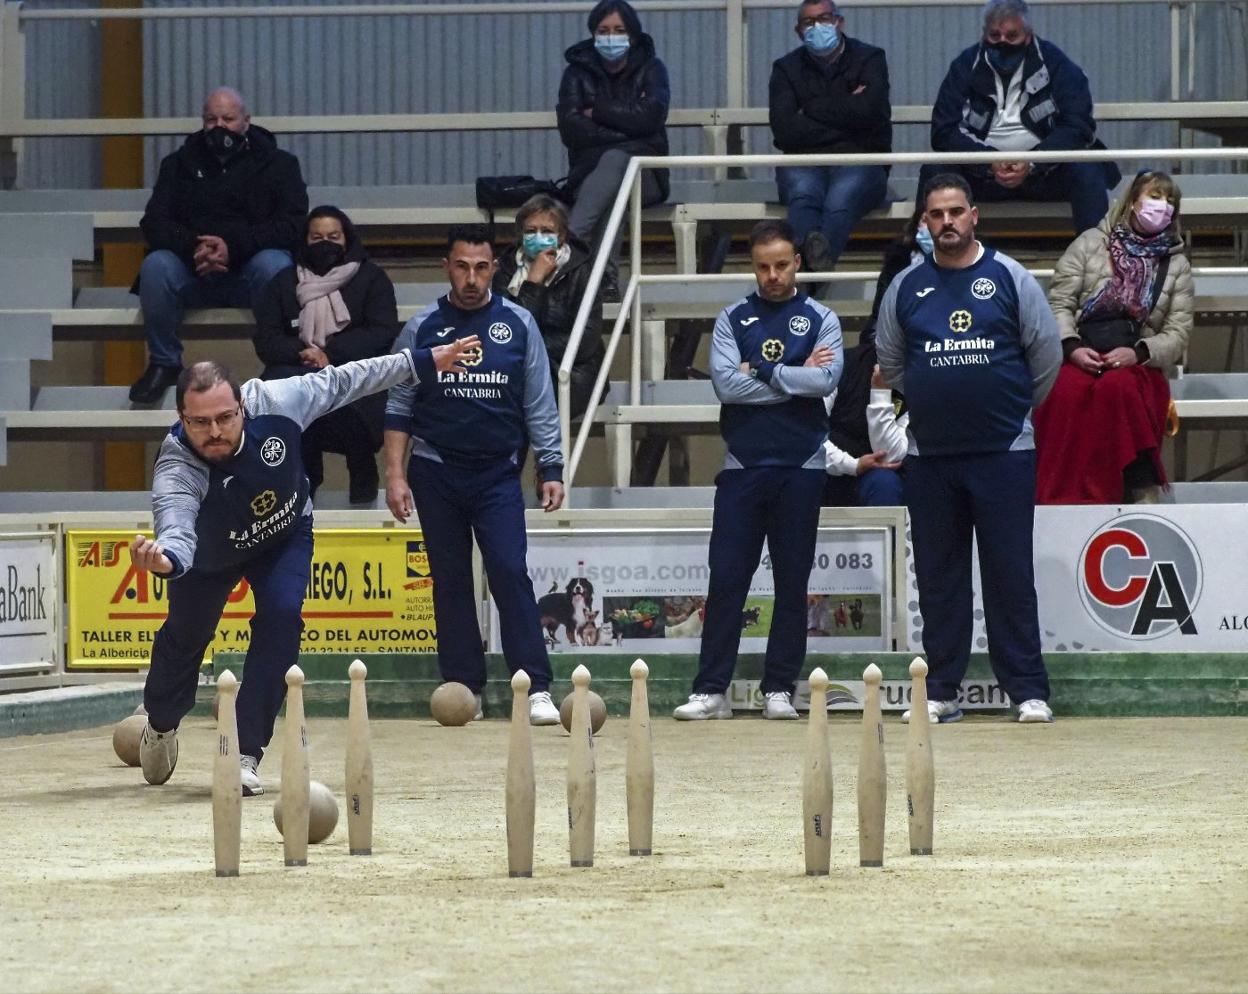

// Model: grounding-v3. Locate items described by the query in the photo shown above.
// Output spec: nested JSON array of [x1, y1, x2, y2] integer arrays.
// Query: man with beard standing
[[876, 173, 1061, 725]]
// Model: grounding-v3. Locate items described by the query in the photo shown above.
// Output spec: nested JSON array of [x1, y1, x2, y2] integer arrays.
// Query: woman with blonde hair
[[1035, 170, 1192, 503]]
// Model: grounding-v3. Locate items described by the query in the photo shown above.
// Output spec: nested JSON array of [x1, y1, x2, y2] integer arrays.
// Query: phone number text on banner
[[66, 529, 436, 669]]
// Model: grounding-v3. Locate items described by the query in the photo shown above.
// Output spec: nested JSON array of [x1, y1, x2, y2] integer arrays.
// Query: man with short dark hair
[[769, 0, 891, 273], [674, 220, 843, 721], [384, 225, 565, 726], [131, 87, 308, 403], [921, 0, 1119, 235], [129, 344, 476, 794], [876, 173, 1061, 724]]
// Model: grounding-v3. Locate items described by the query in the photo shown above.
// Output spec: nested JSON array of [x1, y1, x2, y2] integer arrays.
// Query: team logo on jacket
[[461, 345, 484, 367], [260, 436, 286, 466], [250, 489, 277, 517], [971, 278, 996, 300], [948, 310, 973, 333], [488, 322, 513, 344], [788, 315, 811, 336], [761, 339, 785, 362]]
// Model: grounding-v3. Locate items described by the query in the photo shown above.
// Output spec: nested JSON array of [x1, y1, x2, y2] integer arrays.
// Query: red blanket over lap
[[1035, 363, 1171, 505]]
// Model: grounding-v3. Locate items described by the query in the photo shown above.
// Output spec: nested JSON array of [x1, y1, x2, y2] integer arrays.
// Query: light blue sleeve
[[1010, 261, 1063, 407], [768, 308, 843, 397], [875, 277, 907, 393], [520, 308, 565, 481], [710, 309, 785, 406], [247, 350, 417, 430]]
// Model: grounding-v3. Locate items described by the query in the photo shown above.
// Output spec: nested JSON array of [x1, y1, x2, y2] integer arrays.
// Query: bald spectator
[[131, 87, 308, 403]]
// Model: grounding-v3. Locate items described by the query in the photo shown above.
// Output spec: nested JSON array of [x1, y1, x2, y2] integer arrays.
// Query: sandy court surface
[[0, 713, 1244, 994]]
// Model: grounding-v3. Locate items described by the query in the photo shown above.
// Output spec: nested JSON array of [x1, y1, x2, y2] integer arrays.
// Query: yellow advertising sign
[[66, 529, 436, 669]]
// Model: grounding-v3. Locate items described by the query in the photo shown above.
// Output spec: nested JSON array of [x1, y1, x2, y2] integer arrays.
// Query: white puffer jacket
[[1047, 214, 1194, 370]]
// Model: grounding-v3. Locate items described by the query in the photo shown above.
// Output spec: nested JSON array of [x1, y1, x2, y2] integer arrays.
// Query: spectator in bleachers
[[130, 87, 308, 404], [252, 206, 399, 505], [1035, 170, 1192, 504], [492, 195, 605, 420], [822, 208, 929, 507], [557, 0, 670, 270], [769, 0, 892, 273], [920, 0, 1119, 235]]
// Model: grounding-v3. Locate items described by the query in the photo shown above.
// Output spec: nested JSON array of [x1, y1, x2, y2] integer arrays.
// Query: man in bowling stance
[[674, 220, 843, 720], [876, 173, 1060, 723], [130, 341, 477, 794]]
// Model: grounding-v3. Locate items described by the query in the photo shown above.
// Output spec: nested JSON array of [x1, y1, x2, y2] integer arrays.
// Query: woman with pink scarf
[[253, 206, 399, 503]]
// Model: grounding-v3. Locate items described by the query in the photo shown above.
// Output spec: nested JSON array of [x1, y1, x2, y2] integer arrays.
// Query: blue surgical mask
[[522, 232, 559, 259], [915, 226, 934, 255], [594, 34, 630, 61], [803, 22, 839, 56], [986, 40, 1026, 75]]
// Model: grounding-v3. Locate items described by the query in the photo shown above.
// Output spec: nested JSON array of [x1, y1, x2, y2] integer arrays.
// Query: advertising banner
[[904, 505, 1248, 653], [0, 533, 57, 672], [729, 678, 1007, 712], [492, 527, 892, 653], [65, 529, 436, 669]]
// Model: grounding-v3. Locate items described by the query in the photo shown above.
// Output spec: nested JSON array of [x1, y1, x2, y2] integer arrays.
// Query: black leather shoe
[[129, 363, 183, 404]]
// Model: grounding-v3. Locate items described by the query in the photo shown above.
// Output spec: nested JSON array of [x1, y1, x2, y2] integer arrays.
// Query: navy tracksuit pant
[[905, 450, 1050, 704], [408, 455, 552, 695], [693, 466, 825, 696], [143, 514, 313, 761]]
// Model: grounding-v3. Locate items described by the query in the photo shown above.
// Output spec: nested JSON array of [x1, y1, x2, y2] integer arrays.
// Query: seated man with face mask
[[919, 0, 1119, 236], [131, 86, 308, 403]]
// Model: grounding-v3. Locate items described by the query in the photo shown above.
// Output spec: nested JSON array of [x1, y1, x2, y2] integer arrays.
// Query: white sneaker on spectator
[[762, 691, 799, 720], [528, 691, 560, 726], [240, 754, 264, 796], [139, 723, 178, 785], [473, 694, 483, 721], [901, 699, 963, 724], [1017, 699, 1054, 723], [673, 694, 733, 720]]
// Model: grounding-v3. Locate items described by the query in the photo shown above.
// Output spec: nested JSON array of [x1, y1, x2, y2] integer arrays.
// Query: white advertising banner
[[0, 533, 57, 673], [729, 678, 1007, 712], [904, 505, 1248, 653], [492, 527, 892, 653]]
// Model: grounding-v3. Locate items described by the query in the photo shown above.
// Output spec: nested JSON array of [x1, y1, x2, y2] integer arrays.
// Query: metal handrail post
[[630, 168, 643, 407]]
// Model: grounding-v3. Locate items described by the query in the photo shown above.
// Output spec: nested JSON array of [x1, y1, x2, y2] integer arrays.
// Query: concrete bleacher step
[[0, 213, 94, 261]]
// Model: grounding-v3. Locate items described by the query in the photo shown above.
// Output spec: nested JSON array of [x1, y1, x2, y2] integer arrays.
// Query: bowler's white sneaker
[[473, 694, 483, 721], [528, 691, 560, 726], [1017, 699, 1054, 723], [139, 723, 178, 785], [673, 693, 733, 720], [240, 755, 263, 796], [901, 699, 963, 724], [762, 691, 799, 720]]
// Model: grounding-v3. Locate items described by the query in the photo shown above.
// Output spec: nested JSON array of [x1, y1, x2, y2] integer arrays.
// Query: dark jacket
[[252, 254, 399, 448], [769, 37, 892, 155], [930, 37, 1120, 187], [556, 33, 670, 200], [492, 236, 605, 420], [139, 125, 308, 271]]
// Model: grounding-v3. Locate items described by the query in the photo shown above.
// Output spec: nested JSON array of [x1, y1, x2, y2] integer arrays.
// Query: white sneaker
[[673, 693, 733, 720], [901, 699, 963, 724], [139, 723, 178, 785], [528, 691, 560, 726], [762, 691, 799, 720], [473, 694, 483, 721], [1017, 699, 1054, 723], [240, 755, 263, 796]]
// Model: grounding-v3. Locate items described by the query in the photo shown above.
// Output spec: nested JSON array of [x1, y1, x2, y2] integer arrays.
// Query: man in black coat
[[769, 0, 892, 272], [131, 87, 308, 403]]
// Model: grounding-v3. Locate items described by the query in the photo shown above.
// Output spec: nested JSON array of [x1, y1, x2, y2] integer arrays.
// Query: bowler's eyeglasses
[[182, 407, 241, 431]]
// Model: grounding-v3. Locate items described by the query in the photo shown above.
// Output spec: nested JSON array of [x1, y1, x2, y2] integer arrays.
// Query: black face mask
[[301, 240, 346, 276], [205, 125, 245, 159], [986, 40, 1027, 75]]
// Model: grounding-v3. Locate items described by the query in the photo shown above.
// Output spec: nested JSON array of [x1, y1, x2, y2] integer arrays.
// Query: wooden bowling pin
[[281, 664, 311, 867], [345, 659, 374, 856], [906, 657, 935, 856], [211, 669, 242, 878], [802, 667, 833, 876], [625, 659, 654, 856], [857, 663, 886, 867], [566, 664, 597, 868], [506, 669, 536, 878]]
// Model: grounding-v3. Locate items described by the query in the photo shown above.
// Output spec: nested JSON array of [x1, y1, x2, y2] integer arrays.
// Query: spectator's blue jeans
[[776, 164, 889, 264], [138, 248, 292, 367]]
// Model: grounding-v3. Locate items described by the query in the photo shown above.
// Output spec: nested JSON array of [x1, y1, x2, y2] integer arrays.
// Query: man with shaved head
[[131, 86, 308, 403]]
